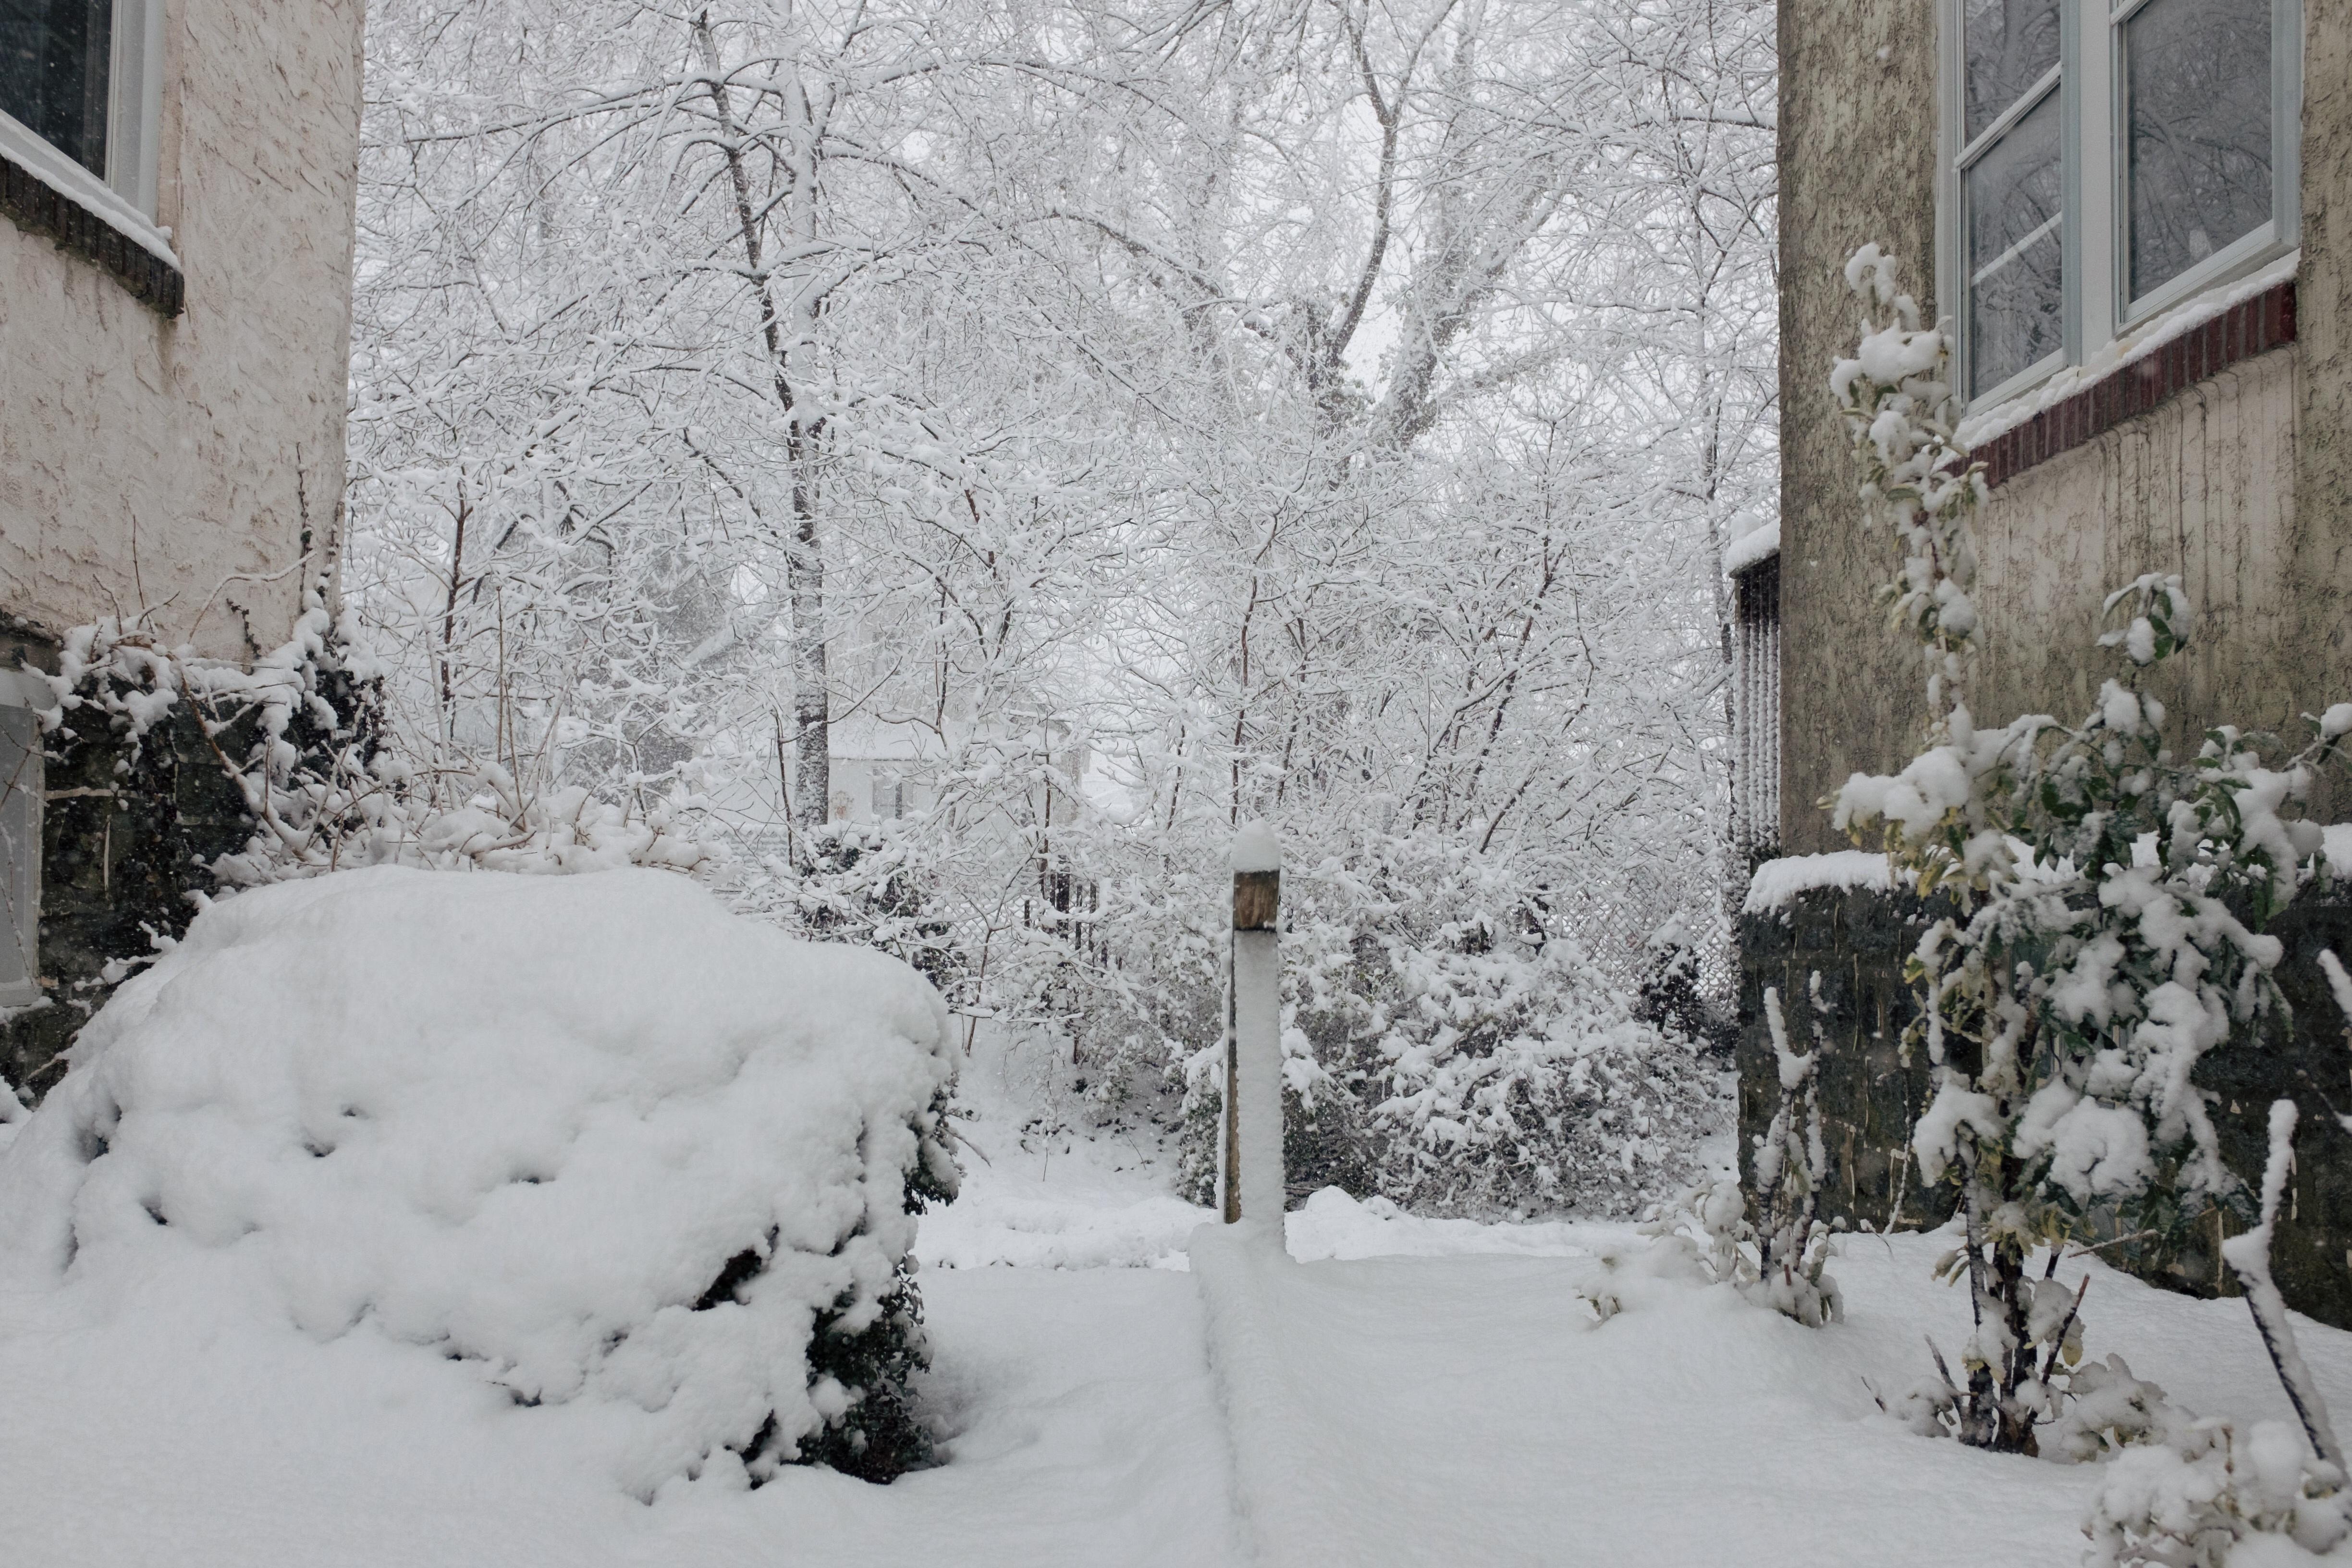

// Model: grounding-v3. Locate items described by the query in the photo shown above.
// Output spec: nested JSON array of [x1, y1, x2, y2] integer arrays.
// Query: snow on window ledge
[[1722, 522, 1779, 577], [0, 116, 182, 318], [1955, 252, 2299, 487]]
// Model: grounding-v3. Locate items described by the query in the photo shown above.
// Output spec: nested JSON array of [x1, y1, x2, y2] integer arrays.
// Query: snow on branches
[[31, 586, 711, 906], [2087, 1100, 2352, 1565], [1829, 242, 1987, 731]]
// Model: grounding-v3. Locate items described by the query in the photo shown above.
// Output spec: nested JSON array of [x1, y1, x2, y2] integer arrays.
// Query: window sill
[[0, 132, 183, 318], [1958, 258, 2299, 491]]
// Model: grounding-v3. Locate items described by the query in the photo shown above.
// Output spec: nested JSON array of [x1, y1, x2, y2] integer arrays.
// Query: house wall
[[1777, 0, 2352, 854], [0, 0, 368, 662], [2301, 0, 2352, 712], [1776, 0, 1940, 855], [1761, 0, 2352, 1325], [1969, 345, 2346, 825]]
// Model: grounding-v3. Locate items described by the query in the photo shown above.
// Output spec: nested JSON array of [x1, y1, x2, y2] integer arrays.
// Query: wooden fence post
[[1228, 825, 1283, 1238]]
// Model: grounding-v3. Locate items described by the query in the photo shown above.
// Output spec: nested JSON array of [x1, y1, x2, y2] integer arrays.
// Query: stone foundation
[[1740, 880, 2352, 1329]]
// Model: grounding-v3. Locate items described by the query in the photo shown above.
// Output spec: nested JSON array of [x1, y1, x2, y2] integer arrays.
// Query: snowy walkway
[[5, 1035, 2348, 1566]]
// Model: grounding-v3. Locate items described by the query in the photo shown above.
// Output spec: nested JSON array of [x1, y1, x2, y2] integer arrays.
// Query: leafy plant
[[1827, 245, 2352, 1454]]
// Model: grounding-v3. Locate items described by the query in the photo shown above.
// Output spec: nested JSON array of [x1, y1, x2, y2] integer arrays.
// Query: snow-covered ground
[[2, 1020, 2342, 1566]]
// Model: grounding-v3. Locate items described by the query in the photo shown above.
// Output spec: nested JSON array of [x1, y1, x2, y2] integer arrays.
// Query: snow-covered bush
[[1745, 979, 1841, 1323], [1640, 976, 1839, 1326], [30, 588, 713, 897], [2085, 1101, 2352, 1565], [726, 821, 964, 996], [2085, 1418, 2350, 1567], [1171, 831, 1719, 1217], [1828, 245, 2351, 1454], [0, 867, 959, 1493]]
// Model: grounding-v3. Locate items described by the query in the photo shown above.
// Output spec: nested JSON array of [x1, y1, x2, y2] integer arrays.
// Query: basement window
[[0, 671, 43, 1010], [1940, 0, 2302, 406]]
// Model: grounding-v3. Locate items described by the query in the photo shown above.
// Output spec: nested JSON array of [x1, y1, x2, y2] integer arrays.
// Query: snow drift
[[0, 866, 959, 1494]]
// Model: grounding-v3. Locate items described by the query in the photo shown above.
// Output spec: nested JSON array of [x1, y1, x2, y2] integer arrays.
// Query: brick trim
[[0, 150, 184, 318], [1978, 280, 2295, 490]]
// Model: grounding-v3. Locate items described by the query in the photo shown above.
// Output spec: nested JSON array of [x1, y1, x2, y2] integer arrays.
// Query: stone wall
[[0, 0, 367, 662], [1740, 882, 2352, 1330]]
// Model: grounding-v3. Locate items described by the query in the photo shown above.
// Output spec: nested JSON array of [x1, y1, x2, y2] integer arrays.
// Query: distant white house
[[824, 715, 1090, 831]]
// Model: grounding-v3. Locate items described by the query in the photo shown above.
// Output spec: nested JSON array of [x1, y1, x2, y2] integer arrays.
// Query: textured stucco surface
[[2297, 0, 2352, 783], [1776, 0, 1939, 855], [0, 0, 366, 661], [1969, 346, 2350, 817], [1777, 0, 2352, 853]]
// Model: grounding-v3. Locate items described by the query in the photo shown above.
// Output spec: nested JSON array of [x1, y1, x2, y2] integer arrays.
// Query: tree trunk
[[696, 13, 830, 843]]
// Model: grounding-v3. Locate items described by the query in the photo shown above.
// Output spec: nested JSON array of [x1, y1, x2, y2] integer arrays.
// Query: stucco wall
[[1777, 0, 2352, 854], [2299, 0, 2352, 752], [1970, 345, 2352, 819], [1776, 0, 1939, 856], [0, 0, 366, 662]]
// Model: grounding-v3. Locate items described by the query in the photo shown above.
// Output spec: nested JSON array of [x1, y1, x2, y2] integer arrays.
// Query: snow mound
[[0, 866, 958, 1495]]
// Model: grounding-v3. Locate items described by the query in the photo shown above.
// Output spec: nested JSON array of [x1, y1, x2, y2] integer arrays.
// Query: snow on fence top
[[1747, 830, 2352, 916], [1741, 850, 1904, 914], [1721, 522, 1780, 576], [0, 866, 958, 1496]]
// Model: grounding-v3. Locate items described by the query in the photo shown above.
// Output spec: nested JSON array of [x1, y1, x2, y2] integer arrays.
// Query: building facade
[[1, 1, 367, 1080], [1748, 0, 2352, 1321]]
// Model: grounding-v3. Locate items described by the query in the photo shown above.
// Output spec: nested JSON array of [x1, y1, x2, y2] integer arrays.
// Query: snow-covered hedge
[[0, 867, 959, 1494], [1168, 833, 1720, 1218]]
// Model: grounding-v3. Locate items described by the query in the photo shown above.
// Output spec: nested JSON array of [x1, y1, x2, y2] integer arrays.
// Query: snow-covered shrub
[[727, 821, 963, 995], [1638, 979, 1839, 1327], [2085, 1103, 2352, 1564], [2047, 1354, 2192, 1464], [30, 588, 713, 896], [1168, 830, 1721, 1217], [1827, 245, 2351, 1453], [1745, 979, 1841, 1323], [2086, 1419, 2351, 1567], [1633, 917, 1728, 1053], [0, 867, 959, 1493]]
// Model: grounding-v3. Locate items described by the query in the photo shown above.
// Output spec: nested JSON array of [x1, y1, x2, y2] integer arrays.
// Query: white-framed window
[[1939, 0, 2302, 405], [0, 0, 169, 248], [0, 670, 45, 1010]]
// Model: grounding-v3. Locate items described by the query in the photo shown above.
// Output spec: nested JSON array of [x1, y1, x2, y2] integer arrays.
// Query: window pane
[[2125, 0, 2272, 301], [1965, 0, 2060, 144], [0, 0, 112, 177], [1967, 87, 2064, 395]]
